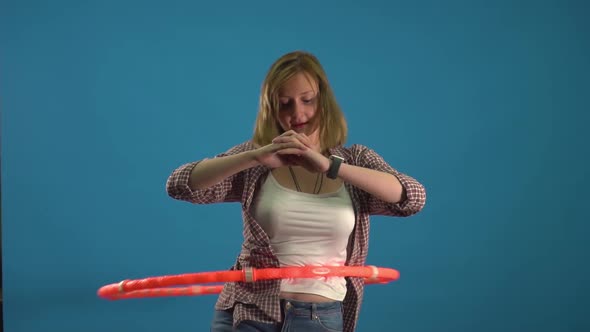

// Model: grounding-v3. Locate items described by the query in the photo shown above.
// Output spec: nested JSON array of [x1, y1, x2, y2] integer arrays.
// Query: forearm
[[189, 150, 259, 190], [336, 163, 405, 204]]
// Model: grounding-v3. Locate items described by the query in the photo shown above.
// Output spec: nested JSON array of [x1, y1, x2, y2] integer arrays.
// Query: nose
[[292, 100, 305, 116]]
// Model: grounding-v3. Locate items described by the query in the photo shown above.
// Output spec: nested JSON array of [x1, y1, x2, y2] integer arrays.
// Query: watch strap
[[326, 155, 344, 179]]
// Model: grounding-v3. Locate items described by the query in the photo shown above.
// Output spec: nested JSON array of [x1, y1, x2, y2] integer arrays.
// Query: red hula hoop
[[98, 265, 400, 300]]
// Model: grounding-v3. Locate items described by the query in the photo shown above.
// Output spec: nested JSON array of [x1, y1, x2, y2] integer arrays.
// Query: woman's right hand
[[251, 141, 307, 169]]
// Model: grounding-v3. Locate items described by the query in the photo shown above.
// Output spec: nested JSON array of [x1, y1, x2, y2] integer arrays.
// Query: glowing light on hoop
[[97, 265, 400, 300]]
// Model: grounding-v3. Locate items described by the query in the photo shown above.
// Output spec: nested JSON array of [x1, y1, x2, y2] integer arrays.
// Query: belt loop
[[311, 303, 318, 320]]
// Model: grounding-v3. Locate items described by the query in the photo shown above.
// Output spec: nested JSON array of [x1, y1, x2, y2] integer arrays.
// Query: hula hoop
[[98, 265, 399, 300]]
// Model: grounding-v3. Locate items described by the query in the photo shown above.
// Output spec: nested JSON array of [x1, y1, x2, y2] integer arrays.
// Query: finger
[[276, 148, 305, 155], [294, 133, 313, 147], [273, 138, 307, 150], [272, 136, 288, 143], [272, 136, 297, 144], [278, 130, 296, 137], [272, 133, 298, 143], [267, 140, 303, 153]]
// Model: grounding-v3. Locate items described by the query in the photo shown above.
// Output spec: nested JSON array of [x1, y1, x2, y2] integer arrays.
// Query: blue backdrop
[[2, 0, 589, 331]]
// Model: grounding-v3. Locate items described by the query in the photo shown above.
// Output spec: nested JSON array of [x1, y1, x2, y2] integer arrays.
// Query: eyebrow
[[278, 90, 316, 98]]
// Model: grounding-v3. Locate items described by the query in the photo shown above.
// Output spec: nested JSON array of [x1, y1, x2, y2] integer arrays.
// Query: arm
[[166, 142, 256, 204], [337, 163, 405, 204], [339, 145, 426, 217], [188, 151, 258, 190], [271, 132, 426, 217], [166, 139, 306, 204]]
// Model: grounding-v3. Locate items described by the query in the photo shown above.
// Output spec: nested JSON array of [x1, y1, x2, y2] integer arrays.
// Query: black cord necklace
[[288, 166, 324, 194]]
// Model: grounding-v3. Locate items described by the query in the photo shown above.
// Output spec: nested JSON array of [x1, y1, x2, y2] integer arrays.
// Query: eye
[[279, 100, 292, 110], [302, 96, 316, 104]]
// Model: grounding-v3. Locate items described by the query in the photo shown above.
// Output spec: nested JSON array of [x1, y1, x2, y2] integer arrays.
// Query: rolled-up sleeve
[[165, 142, 251, 204], [353, 145, 426, 217]]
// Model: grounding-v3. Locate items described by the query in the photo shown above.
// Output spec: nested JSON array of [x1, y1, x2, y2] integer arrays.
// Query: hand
[[251, 137, 307, 169], [271, 131, 330, 173]]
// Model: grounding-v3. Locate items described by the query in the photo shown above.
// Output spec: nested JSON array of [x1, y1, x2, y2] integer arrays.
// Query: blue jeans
[[210, 299, 343, 331]]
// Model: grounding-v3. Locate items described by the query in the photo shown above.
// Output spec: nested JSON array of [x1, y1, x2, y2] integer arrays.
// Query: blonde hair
[[252, 51, 347, 151]]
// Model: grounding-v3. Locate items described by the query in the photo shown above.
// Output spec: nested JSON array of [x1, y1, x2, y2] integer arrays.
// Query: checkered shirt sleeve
[[166, 142, 253, 204], [349, 144, 427, 216]]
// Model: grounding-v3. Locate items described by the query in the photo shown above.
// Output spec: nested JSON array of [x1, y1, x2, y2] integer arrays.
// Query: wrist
[[322, 155, 331, 173], [326, 155, 344, 179], [244, 150, 261, 168]]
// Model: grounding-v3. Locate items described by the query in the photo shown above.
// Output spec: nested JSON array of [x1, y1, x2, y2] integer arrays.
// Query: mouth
[[292, 122, 308, 130]]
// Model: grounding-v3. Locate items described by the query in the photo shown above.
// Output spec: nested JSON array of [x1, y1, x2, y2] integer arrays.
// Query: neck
[[307, 130, 321, 152]]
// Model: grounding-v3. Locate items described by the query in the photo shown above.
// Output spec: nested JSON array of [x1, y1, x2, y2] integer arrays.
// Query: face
[[276, 72, 321, 144]]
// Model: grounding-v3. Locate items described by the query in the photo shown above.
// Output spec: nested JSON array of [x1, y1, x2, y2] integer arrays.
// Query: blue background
[[2, 0, 589, 331]]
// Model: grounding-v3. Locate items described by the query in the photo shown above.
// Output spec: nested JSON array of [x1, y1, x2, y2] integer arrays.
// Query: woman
[[166, 50, 427, 332]]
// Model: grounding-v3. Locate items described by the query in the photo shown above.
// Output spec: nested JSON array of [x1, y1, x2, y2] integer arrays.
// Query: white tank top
[[252, 172, 355, 301]]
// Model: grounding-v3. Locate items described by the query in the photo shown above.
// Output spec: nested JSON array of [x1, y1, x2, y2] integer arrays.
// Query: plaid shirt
[[166, 141, 426, 331]]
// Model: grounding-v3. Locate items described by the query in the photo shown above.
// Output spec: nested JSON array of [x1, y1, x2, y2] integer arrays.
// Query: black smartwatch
[[326, 155, 344, 179]]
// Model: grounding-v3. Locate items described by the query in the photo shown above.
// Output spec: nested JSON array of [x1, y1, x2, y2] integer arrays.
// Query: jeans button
[[285, 301, 292, 310]]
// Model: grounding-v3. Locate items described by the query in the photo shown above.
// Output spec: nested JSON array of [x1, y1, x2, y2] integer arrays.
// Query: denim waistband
[[280, 298, 342, 311]]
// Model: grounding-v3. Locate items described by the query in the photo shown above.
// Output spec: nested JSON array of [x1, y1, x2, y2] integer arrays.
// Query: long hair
[[252, 51, 347, 151]]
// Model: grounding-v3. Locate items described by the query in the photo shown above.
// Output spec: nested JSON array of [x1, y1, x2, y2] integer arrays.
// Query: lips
[[292, 122, 308, 129]]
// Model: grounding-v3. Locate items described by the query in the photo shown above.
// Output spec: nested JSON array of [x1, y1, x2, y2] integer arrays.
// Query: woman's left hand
[[271, 131, 330, 173]]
